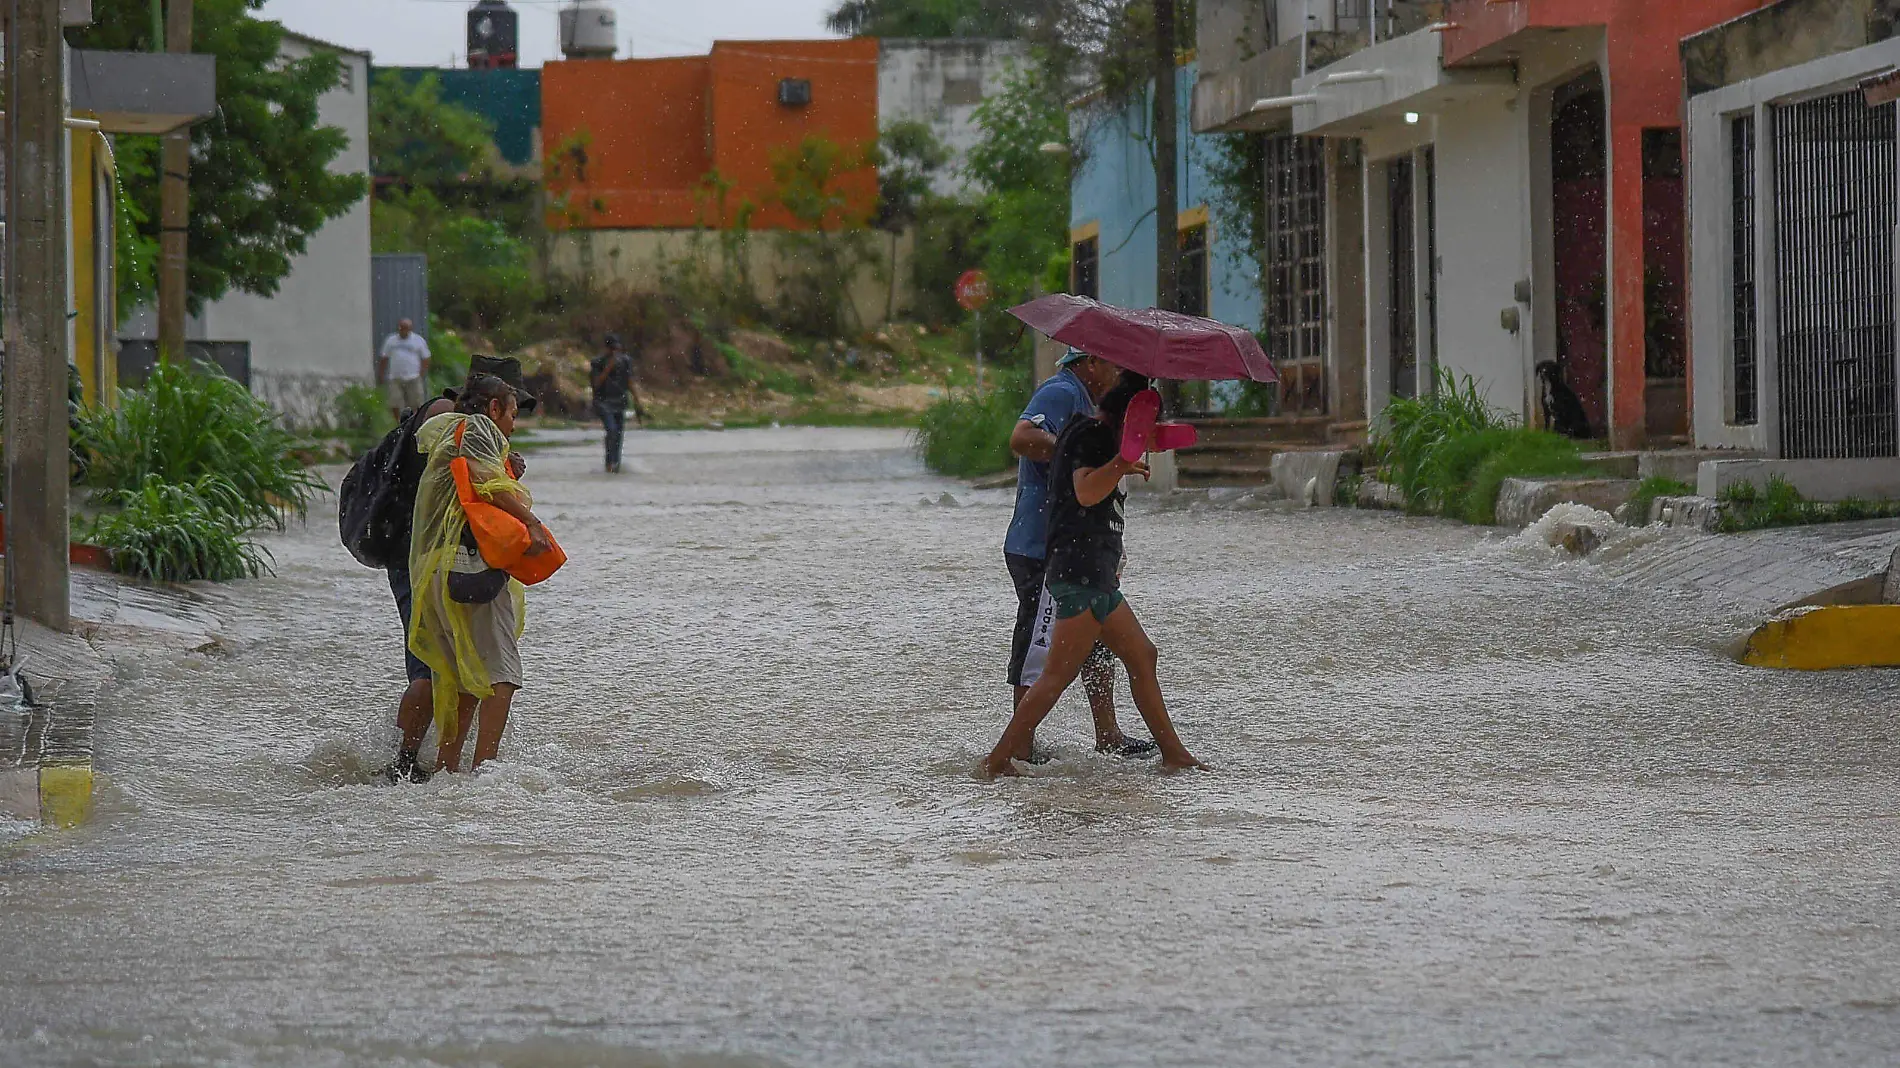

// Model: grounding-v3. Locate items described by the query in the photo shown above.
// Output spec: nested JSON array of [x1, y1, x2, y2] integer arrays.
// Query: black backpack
[[338, 407, 432, 569]]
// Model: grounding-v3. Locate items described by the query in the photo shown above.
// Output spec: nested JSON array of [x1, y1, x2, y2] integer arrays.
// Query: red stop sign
[[954, 269, 992, 311]]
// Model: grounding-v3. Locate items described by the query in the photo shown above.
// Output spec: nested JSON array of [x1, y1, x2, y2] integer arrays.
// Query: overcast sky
[[257, 0, 841, 67]]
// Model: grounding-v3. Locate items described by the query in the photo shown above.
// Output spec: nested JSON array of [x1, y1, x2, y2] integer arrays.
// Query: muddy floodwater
[[4, 427, 1900, 1067]]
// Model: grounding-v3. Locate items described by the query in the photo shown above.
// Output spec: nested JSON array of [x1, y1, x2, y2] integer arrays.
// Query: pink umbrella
[[1007, 294, 1278, 383]]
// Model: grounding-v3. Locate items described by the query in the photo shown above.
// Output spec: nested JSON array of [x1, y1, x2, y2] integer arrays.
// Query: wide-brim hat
[[467, 354, 538, 413]]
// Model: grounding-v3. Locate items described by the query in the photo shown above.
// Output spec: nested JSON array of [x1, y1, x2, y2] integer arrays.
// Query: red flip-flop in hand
[[1120, 388, 1198, 463]]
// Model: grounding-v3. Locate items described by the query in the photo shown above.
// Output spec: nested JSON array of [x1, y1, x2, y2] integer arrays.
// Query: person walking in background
[[379, 318, 432, 423], [1003, 348, 1155, 762], [590, 333, 647, 473]]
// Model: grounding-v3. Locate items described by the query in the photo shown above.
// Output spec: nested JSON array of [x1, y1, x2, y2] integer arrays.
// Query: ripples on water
[[3, 427, 1899, 1067]]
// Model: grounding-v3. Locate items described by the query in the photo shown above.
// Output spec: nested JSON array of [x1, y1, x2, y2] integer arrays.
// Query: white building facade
[[878, 39, 1029, 197], [122, 31, 373, 430]]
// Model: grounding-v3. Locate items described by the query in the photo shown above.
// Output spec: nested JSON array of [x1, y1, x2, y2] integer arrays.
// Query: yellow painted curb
[[1739, 604, 1900, 670], [38, 765, 94, 829]]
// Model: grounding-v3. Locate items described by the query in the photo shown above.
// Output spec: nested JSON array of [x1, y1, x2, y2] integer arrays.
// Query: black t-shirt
[[591, 350, 634, 406], [1044, 417, 1124, 591]]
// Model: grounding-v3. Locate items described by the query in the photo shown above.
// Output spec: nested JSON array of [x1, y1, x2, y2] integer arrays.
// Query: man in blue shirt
[[1004, 349, 1155, 759]]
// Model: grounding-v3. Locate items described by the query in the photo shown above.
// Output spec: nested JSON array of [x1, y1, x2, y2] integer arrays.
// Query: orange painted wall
[[707, 38, 881, 230], [542, 56, 712, 228], [1445, 0, 1774, 446], [540, 38, 879, 232]]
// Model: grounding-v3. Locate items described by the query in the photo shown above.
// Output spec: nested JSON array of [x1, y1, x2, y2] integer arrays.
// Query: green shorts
[[1048, 580, 1124, 622]]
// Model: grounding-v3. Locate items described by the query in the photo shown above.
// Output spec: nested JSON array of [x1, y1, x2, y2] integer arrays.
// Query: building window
[[1072, 235, 1099, 300], [1730, 113, 1757, 426], [1176, 223, 1208, 318], [337, 59, 354, 94], [1263, 134, 1328, 414], [778, 78, 812, 107]]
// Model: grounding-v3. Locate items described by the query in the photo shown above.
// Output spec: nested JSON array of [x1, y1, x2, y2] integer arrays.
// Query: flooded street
[[4, 426, 1900, 1066]]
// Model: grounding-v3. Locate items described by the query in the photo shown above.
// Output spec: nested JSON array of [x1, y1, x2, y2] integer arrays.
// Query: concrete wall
[[145, 37, 373, 430], [1687, 38, 1900, 455], [878, 39, 1028, 198], [1681, 0, 1899, 95], [1069, 62, 1264, 331], [548, 226, 917, 330]]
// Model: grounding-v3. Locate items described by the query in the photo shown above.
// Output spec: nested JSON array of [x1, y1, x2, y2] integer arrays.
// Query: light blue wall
[[1069, 61, 1261, 333]]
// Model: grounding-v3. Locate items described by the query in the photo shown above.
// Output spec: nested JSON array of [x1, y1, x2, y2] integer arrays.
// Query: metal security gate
[[371, 254, 430, 371], [1263, 134, 1328, 414], [1730, 113, 1758, 425], [1387, 155, 1417, 399], [1771, 90, 1898, 458]]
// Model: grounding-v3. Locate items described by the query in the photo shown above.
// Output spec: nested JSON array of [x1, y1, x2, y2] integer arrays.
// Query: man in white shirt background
[[378, 318, 432, 421]]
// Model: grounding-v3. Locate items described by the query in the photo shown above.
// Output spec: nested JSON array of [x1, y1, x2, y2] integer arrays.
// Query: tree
[[770, 136, 880, 337], [71, 0, 368, 313], [370, 70, 497, 186], [825, 0, 1039, 37], [874, 120, 952, 320], [965, 66, 1069, 305]]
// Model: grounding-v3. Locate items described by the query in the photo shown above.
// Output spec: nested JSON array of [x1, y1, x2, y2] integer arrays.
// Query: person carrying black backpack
[[338, 355, 537, 782]]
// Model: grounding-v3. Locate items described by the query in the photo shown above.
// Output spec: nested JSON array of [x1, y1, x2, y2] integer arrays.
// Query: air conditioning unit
[[778, 78, 812, 107]]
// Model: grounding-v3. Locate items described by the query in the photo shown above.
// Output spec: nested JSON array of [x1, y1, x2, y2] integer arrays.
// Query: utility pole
[[157, 0, 194, 362], [1152, 0, 1181, 411], [3, 0, 73, 629]]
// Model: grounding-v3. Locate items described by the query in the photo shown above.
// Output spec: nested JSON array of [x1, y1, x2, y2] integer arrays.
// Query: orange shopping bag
[[450, 421, 566, 585]]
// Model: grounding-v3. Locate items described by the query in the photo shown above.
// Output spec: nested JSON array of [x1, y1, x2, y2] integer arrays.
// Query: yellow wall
[[70, 125, 117, 407]]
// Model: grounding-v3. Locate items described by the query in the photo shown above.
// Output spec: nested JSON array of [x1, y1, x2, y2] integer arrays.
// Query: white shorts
[[1018, 582, 1059, 687]]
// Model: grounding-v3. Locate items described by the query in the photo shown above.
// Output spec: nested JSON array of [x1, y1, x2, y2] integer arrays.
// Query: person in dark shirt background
[[590, 333, 647, 473], [981, 371, 1206, 777]]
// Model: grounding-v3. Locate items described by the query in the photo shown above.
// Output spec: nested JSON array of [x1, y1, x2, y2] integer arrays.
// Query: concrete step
[[1178, 464, 1275, 487], [1182, 415, 1333, 447]]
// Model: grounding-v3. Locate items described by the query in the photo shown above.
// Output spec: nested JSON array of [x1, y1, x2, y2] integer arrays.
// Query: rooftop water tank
[[467, 0, 518, 69], [559, 0, 618, 60]]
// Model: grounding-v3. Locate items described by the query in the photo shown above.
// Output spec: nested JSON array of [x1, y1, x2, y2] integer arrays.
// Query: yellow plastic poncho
[[407, 412, 528, 741]]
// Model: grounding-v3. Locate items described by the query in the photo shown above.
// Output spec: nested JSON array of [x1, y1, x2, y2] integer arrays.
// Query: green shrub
[[1368, 369, 1593, 523], [76, 361, 323, 530], [426, 317, 472, 395], [86, 475, 272, 582], [1458, 429, 1594, 524], [1374, 368, 1511, 511], [1623, 476, 1696, 527], [333, 383, 395, 438], [914, 383, 1028, 477]]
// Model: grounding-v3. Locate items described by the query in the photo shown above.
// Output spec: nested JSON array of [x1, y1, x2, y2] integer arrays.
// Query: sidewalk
[[1, 567, 223, 830], [1592, 517, 1900, 611]]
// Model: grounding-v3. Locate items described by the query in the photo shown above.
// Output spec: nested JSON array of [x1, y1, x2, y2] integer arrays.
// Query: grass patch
[[914, 384, 1028, 477], [719, 341, 816, 397], [1716, 476, 1900, 532]]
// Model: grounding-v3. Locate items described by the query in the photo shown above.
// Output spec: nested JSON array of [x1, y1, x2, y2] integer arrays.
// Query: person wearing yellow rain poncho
[[407, 373, 553, 773]]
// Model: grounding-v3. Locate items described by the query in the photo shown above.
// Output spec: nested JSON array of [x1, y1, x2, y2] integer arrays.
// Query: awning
[[1290, 27, 1512, 137], [70, 50, 217, 135]]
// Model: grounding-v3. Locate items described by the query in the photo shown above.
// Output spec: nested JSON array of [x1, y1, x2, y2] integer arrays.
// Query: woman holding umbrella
[[979, 294, 1276, 777], [981, 369, 1203, 776]]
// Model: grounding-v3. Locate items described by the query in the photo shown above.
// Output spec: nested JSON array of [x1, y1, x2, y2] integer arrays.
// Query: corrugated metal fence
[[371, 254, 429, 375]]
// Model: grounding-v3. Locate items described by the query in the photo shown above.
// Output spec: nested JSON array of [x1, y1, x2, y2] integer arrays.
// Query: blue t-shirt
[[1004, 368, 1095, 559]]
